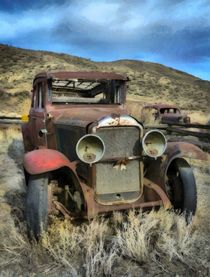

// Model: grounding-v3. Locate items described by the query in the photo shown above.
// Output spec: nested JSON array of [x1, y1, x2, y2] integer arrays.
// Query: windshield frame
[[48, 78, 126, 105]]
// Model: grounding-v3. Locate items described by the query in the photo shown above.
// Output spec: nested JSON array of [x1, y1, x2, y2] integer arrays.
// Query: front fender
[[145, 142, 207, 187], [23, 149, 76, 175]]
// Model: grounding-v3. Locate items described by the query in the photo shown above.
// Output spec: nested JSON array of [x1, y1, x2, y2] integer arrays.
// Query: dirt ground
[[0, 126, 209, 277]]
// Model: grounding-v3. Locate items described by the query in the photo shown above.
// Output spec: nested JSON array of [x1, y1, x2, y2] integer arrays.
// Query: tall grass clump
[[39, 209, 200, 276], [114, 209, 196, 267], [42, 217, 117, 276], [0, 207, 207, 276]]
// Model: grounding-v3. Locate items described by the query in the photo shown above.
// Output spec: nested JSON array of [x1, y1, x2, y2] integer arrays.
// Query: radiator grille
[[95, 126, 142, 203], [96, 126, 140, 160]]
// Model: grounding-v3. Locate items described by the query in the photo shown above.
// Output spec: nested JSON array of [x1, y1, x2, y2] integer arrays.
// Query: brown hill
[[0, 44, 209, 115]]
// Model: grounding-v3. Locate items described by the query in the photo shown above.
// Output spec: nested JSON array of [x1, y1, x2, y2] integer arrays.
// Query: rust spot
[[148, 149, 159, 156]]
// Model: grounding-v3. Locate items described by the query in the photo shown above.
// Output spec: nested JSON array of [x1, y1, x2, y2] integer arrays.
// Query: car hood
[[52, 105, 127, 128]]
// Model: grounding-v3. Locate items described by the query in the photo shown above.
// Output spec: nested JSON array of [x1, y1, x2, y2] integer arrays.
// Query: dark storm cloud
[[0, 0, 209, 79], [51, 0, 210, 63], [129, 24, 210, 63], [0, 0, 67, 12]]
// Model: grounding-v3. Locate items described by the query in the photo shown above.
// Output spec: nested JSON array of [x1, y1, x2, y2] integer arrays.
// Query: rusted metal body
[[22, 71, 204, 219], [141, 103, 191, 124]]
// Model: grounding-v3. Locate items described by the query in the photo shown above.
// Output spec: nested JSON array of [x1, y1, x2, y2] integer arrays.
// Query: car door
[[29, 80, 47, 148]]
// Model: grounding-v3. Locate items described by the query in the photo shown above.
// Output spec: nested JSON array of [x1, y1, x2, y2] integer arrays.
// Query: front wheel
[[166, 158, 197, 223], [25, 174, 48, 239]]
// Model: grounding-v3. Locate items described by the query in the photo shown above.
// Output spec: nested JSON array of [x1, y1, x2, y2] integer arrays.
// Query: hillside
[[0, 44, 210, 116]]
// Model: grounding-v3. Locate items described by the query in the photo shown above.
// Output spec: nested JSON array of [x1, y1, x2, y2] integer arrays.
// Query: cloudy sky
[[0, 0, 210, 80]]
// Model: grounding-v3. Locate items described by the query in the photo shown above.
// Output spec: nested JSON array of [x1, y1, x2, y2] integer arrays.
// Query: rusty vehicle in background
[[21, 71, 206, 238], [141, 104, 191, 124]]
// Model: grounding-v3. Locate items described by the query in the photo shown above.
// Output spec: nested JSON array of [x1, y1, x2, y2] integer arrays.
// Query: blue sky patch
[[0, 0, 209, 80]]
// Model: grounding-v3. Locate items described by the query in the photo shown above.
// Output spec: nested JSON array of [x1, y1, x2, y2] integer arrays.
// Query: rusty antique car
[[22, 71, 205, 238], [141, 104, 191, 124]]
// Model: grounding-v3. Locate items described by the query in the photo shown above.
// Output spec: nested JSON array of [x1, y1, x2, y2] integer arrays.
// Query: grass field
[[0, 127, 209, 276]]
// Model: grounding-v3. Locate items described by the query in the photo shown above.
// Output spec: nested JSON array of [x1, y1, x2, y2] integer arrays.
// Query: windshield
[[160, 108, 180, 114], [50, 78, 125, 104]]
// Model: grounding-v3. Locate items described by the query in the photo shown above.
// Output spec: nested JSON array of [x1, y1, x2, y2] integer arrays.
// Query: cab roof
[[34, 71, 128, 83], [143, 104, 180, 110]]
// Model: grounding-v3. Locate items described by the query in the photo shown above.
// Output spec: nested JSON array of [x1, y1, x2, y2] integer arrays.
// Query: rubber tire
[[25, 174, 48, 239], [168, 159, 197, 223]]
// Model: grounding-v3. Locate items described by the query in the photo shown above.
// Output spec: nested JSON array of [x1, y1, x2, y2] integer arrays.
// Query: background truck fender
[[164, 141, 207, 162]]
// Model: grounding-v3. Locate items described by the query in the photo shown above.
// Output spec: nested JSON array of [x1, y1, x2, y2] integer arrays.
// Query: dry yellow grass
[[1, 208, 207, 276], [188, 111, 210, 124], [0, 125, 209, 276], [0, 106, 209, 275], [0, 126, 21, 142]]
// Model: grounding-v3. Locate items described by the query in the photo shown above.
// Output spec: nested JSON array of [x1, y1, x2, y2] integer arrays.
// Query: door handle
[[39, 129, 48, 137]]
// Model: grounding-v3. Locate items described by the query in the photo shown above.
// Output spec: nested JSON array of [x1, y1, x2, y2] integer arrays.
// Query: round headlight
[[142, 130, 167, 158], [76, 134, 105, 164]]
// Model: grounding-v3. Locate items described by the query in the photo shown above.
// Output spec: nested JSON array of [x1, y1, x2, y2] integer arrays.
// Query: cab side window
[[31, 89, 36, 108], [37, 82, 45, 109], [31, 82, 45, 109], [31, 85, 37, 108]]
